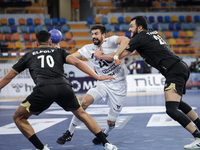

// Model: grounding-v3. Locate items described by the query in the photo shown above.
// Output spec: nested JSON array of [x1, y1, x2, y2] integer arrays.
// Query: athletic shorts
[[21, 84, 81, 115], [164, 61, 190, 96], [87, 79, 127, 121]]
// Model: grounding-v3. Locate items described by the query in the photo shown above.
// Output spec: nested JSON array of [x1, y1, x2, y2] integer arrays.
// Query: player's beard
[[93, 37, 102, 45], [131, 28, 138, 38]]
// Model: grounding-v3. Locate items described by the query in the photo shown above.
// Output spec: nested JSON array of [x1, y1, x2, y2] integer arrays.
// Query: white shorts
[[87, 79, 127, 122]]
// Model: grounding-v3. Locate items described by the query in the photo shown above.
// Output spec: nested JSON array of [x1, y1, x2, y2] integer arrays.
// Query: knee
[[166, 101, 179, 121]]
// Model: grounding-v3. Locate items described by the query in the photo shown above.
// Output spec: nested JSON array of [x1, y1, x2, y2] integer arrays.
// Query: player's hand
[[114, 59, 122, 66], [97, 75, 115, 81], [52, 43, 60, 48], [94, 47, 103, 59]]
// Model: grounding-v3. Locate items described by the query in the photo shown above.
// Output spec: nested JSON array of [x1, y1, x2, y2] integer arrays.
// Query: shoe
[[36, 144, 50, 150], [104, 143, 118, 150], [92, 132, 108, 145], [184, 138, 200, 149], [56, 130, 73, 145]]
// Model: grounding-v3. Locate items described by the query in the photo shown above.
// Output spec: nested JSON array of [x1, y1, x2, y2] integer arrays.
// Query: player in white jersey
[[56, 24, 130, 145]]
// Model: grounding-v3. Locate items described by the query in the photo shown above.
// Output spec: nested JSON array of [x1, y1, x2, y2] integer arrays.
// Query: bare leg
[[72, 107, 101, 134], [13, 105, 33, 139]]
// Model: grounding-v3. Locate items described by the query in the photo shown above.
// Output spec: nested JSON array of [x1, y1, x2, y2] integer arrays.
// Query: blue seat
[[161, 23, 168, 30], [29, 25, 35, 32], [125, 32, 131, 38], [8, 18, 15, 25], [0, 26, 1, 33], [114, 24, 120, 31], [121, 24, 128, 31], [62, 25, 69, 32], [45, 18, 51, 25], [36, 25, 43, 31], [21, 25, 28, 33], [101, 17, 108, 24], [3, 26, 9, 33], [164, 16, 170, 22], [87, 17, 94, 24], [55, 25, 61, 31], [10, 26, 17, 33], [172, 31, 179, 38], [149, 16, 155, 23], [157, 16, 163, 22], [160, 2, 167, 7], [182, 23, 189, 30], [194, 15, 200, 22], [118, 17, 124, 23], [52, 17, 59, 24], [60, 17, 66, 24], [168, 23, 174, 30], [27, 18, 33, 25], [175, 23, 181, 30], [105, 24, 112, 32], [152, 24, 158, 30], [179, 16, 185, 22], [47, 25, 53, 31], [148, 24, 151, 29], [189, 22, 196, 30]]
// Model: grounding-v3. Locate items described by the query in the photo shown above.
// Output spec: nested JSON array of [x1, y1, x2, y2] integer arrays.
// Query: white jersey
[[78, 36, 129, 82]]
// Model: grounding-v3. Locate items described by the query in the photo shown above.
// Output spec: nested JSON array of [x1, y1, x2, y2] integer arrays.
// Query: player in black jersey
[[111, 16, 200, 149], [0, 30, 118, 150]]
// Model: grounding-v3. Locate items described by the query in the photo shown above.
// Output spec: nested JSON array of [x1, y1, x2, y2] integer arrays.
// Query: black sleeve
[[60, 48, 71, 63], [12, 54, 28, 74], [125, 35, 141, 53]]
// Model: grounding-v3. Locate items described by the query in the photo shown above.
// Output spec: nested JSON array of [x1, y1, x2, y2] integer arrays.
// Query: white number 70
[[37, 55, 55, 68]]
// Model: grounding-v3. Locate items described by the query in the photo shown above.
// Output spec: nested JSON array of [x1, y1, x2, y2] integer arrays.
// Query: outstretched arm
[[66, 55, 115, 81], [94, 36, 130, 61], [0, 69, 17, 89]]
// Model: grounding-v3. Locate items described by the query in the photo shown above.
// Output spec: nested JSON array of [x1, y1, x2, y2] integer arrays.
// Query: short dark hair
[[131, 16, 148, 30], [91, 24, 107, 34], [36, 30, 51, 45]]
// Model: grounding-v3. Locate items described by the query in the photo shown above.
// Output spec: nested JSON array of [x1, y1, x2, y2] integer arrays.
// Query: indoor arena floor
[[0, 90, 200, 150]]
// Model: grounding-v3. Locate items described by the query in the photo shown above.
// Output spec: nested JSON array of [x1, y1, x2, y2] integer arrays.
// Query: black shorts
[[21, 84, 81, 115], [164, 61, 190, 96]]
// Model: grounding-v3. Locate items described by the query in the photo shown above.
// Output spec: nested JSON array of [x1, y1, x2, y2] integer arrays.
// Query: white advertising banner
[[0, 78, 35, 97], [126, 74, 166, 92]]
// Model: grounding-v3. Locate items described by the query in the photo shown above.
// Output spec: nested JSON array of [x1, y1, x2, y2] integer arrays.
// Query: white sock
[[68, 115, 81, 134], [103, 124, 115, 135]]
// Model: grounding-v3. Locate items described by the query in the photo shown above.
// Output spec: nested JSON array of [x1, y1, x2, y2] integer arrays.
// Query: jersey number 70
[[37, 55, 55, 68]]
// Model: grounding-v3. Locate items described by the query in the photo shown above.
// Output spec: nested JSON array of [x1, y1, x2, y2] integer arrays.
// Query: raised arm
[[66, 55, 115, 81], [0, 69, 17, 89]]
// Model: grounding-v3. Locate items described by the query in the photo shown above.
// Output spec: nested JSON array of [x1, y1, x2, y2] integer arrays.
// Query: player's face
[[91, 29, 103, 45], [129, 20, 138, 37]]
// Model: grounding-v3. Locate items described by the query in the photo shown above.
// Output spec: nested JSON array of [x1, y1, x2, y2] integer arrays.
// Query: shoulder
[[107, 35, 119, 41]]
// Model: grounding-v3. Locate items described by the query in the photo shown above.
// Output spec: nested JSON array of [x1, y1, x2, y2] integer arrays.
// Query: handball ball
[[49, 29, 62, 44]]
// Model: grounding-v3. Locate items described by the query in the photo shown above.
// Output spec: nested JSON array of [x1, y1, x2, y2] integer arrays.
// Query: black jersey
[[12, 47, 71, 86], [126, 30, 180, 76]]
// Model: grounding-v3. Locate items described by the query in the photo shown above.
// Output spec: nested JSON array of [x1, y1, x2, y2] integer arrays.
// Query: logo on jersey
[[11, 83, 23, 92], [126, 45, 130, 49], [117, 105, 121, 109]]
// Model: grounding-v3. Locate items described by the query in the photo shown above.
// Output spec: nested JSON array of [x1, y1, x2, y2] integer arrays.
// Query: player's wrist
[[113, 55, 119, 60]]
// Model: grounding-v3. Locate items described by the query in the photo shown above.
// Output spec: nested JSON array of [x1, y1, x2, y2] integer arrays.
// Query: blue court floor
[[0, 90, 200, 150]]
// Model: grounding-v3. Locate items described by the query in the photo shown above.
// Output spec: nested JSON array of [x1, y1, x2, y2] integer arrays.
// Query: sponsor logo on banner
[[126, 74, 165, 92], [69, 77, 97, 93]]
